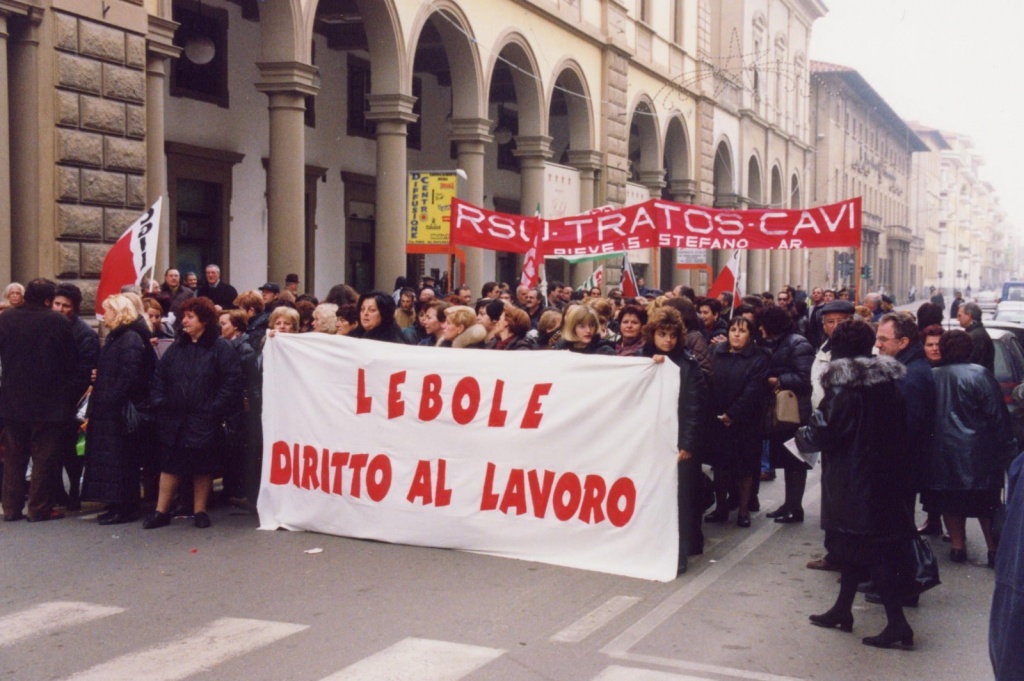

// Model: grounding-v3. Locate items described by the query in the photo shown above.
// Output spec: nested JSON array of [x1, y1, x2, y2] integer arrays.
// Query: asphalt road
[[1, 469, 996, 681]]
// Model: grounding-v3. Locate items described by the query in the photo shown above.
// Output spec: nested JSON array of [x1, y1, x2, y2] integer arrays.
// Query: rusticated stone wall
[[52, 10, 146, 289]]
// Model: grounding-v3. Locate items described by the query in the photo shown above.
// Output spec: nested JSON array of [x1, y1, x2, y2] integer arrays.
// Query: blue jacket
[[990, 452, 1024, 680], [894, 343, 936, 490]]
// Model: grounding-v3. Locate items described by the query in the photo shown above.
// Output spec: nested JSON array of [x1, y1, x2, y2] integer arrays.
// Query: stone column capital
[[566, 149, 603, 172], [638, 169, 667, 192], [0, 1, 39, 23], [669, 178, 697, 202], [715, 193, 741, 209], [513, 135, 553, 160], [256, 61, 319, 97], [366, 93, 418, 125], [147, 15, 181, 61], [449, 117, 493, 144]]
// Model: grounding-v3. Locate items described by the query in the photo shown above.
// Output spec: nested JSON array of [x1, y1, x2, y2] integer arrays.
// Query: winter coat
[[765, 331, 815, 424], [197, 281, 239, 310], [437, 324, 488, 349], [82, 322, 152, 503], [246, 311, 270, 351], [965, 321, 996, 374], [894, 343, 936, 490], [160, 283, 195, 324], [350, 320, 410, 344], [682, 329, 713, 380], [0, 303, 79, 422], [810, 340, 831, 409], [798, 356, 912, 538], [701, 318, 728, 344], [225, 334, 258, 446], [704, 342, 769, 468], [990, 452, 1024, 680], [644, 344, 707, 454], [553, 336, 615, 355], [149, 327, 244, 451], [614, 336, 645, 357], [492, 334, 537, 351], [69, 315, 99, 404], [926, 362, 1016, 491]]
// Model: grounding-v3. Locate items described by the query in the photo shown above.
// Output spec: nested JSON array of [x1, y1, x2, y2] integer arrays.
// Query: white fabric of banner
[[257, 334, 681, 581]]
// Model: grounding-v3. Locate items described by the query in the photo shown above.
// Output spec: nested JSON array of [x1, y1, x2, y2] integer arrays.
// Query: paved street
[[1, 470, 995, 681]]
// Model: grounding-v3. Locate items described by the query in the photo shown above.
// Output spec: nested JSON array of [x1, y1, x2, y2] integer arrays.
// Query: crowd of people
[[0, 269, 1019, 657]]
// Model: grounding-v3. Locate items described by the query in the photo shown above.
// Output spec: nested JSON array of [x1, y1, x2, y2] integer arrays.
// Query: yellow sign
[[407, 172, 458, 246]]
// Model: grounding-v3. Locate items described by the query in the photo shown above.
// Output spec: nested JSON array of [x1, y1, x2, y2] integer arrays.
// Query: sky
[[809, 0, 1024, 232]]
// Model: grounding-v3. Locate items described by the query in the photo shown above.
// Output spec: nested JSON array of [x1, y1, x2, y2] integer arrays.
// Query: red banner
[[451, 197, 861, 256]]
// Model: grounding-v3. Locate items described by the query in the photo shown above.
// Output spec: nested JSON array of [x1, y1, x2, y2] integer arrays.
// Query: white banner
[[258, 334, 681, 581]]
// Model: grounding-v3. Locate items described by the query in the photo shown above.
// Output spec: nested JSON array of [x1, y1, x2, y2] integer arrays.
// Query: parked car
[[996, 282, 1024, 323], [974, 289, 1000, 316]]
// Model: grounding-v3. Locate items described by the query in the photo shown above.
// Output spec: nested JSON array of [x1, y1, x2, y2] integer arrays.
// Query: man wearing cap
[[805, 299, 856, 572], [259, 282, 280, 306], [285, 274, 300, 295], [197, 264, 238, 311]]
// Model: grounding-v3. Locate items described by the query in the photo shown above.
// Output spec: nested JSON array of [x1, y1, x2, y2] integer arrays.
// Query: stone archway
[[627, 95, 662, 195], [662, 115, 692, 288]]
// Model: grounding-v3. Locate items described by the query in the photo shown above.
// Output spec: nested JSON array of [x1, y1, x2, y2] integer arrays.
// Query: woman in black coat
[[143, 297, 243, 530], [350, 291, 410, 344], [641, 307, 707, 573], [81, 294, 157, 524], [759, 305, 815, 523], [924, 330, 1016, 565], [704, 316, 770, 527], [797, 319, 916, 648]]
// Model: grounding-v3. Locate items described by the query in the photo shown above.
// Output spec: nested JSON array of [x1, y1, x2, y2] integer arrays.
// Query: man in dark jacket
[[51, 283, 99, 511], [197, 264, 239, 311], [159, 268, 195, 323], [958, 302, 995, 373], [990, 452, 1024, 680], [0, 279, 79, 521], [949, 290, 965, 320]]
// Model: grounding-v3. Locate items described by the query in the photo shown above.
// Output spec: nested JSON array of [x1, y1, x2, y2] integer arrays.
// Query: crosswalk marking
[[0, 601, 124, 648], [319, 637, 505, 681], [62, 616, 308, 681], [593, 666, 714, 681], [550, 596, 641, 643]]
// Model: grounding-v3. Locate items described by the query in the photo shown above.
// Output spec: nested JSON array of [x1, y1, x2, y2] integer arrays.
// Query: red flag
[[621, 253, 638, 297], [707, 250, 742, 304], [94, 199, 163, 315], [519, 205, 542, 289]]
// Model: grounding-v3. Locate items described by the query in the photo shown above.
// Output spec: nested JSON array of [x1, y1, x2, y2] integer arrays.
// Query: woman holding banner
[[554, 305, 615, 355], [704, 317, 770, 528], [642, 307, 707, 572]]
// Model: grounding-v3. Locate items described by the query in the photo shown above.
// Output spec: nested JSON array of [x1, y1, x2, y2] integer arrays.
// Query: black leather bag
[[910, 536, 941, 595], [122, 401, 151, 435]]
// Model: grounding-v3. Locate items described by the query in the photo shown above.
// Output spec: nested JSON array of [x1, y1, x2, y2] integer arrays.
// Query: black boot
[[775, 468, 806, 523]]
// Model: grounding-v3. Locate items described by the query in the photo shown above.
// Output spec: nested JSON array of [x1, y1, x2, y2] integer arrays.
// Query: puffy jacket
[[765, 331, 815, 424], [799, 356, 913, 538], [926, 362, 1016, 491], [149, 327, 243, 451]]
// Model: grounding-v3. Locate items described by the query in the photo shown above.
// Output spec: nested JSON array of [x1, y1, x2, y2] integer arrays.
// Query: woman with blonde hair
[[312, 303, 339, 334], [438, 305, 487, 348], [3, 282, 24, 307], [81, 294, 156, 524], [554, 305, 615, 355]]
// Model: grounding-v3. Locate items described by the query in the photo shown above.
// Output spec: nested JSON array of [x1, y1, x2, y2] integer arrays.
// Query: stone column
[[366, 93, 416, 291], [567, 150, 603, 286], [515, 135, 552, 216], [667, 179, 698, 289], [9, 16, 40, 281], [0, 12, 12, 284], [450, 118, 492, 293], [147, 15, 180, 277], [256, 62, 318, 283]]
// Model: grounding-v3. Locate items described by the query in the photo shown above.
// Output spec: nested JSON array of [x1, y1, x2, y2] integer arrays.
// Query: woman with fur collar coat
[[437, 305, 488, 349]]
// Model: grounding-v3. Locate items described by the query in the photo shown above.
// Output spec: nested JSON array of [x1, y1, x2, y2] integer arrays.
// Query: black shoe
[[765, 506, 788, 519], [864, 592, 919, 608], [194, 512, 211, 529], [950, 548, 967, 563], [3, 512, 25, 522], [774, 510, 804, 524], [809, 610, 853, 632], [142, 511, 171, 529], [99, 510, 135, 526], [749, 498, 760, 512], [737, 514, 751, 528], [704, 509, 730, 524], [862, 623, 914, 649], [676, 559, 687, 576]]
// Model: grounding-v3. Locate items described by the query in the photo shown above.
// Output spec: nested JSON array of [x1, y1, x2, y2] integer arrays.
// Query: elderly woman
[[312, 303, 339, 335], [491, 305, 535, 351], [81, 295, 156, 525], [704, 316, 770, 527], [924, 330, 1016, 566], [438, 305, 488, 348], [143, 297, 243, 529], [351, 291, 409, 344], [642, 307, 707, 572], [554, 305, 615, 355], [268, 306, 300, 335], [798, 318, 917, 649], [615, 304, 647, 357], [3, 282, 24, 308]]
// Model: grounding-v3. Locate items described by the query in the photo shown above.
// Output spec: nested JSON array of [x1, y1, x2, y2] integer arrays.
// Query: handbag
[[909, 536, 941, 595], [122, 401, 150, 435], [764, 388, 800, 435]]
